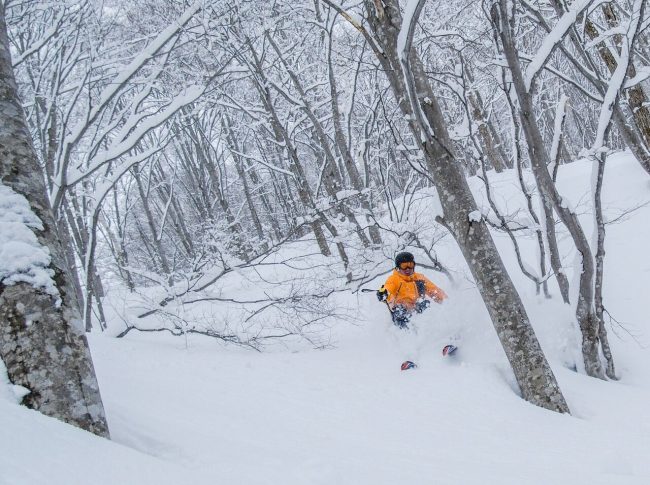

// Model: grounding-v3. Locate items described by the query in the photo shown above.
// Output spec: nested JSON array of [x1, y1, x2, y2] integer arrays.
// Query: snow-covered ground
[[2, 152, 650, 484]]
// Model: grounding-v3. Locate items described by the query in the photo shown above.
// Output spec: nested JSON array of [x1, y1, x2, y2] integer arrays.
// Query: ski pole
[[360, 288, 394, 315]]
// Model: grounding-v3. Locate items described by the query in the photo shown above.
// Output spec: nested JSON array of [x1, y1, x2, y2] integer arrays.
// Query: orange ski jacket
[[380, 270, 447, 310]]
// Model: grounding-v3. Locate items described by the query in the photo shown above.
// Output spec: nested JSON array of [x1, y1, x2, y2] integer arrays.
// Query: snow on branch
[[524, 0, 606, 91], [52, 1, 203, 211], [549, 94, 568, 175], [10, 8, 67, 68], [468, 210, 483, 223], [227, 147, 295, 177], [0, 183, 60, 302], [318, 0, 384, 56], [593, 0, 644, 150], [623, 66, 650, 89], [63, 1, 201, 146], [398, 0, 435, 141], [66, 85, 206, 186]]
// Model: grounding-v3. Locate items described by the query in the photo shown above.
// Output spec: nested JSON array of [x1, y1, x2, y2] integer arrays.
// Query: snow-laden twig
[[398, 0, 434, 142], [593, 0, 644, 151], [623, 66, 650, 89], [226, 147, 295, 177], [51, 1, 203, 211], [66, 85, 206, 186], [318, 0, 384, 56], [524, 0, 606, 91], [10, 7, 67, 68]]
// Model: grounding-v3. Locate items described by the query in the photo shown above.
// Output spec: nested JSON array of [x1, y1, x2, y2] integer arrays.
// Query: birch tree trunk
[[590, 5, 650, 151], [352, 0, 569, 412], [0, 3, 109, 437]]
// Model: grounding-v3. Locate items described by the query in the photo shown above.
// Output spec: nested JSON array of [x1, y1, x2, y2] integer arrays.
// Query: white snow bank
[[2, 152, 650, 484], [0, 396, 213, 485]]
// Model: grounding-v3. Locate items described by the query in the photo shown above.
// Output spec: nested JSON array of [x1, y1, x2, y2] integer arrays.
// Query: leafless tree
[[322, 0, 569, 413]]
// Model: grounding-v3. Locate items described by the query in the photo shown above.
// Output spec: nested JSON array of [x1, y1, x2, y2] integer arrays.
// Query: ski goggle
[[398, 261, 415, 270]]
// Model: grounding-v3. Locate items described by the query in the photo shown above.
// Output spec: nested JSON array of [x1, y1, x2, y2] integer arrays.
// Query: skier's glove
[[376, 288, 388, 302], [415, 299, 430, 314]]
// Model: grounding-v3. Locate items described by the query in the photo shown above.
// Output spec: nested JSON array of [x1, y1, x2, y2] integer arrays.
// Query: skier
[[376, 251, 447, 329]]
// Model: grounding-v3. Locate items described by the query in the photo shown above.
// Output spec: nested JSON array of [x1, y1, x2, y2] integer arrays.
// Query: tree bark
[[0, 3, 109, 437], [466, 83, 510, 172], [593, 152, 616, 379]]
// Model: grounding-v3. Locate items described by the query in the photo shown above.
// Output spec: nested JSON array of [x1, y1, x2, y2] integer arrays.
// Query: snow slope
[[2, 152, 650, 484]]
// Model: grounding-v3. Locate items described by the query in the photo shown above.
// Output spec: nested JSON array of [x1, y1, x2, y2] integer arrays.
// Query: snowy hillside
[[2, 153, 650, 484]]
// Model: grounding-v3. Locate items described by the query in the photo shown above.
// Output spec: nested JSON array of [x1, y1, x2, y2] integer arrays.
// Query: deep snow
[[1, 152, 650, 484]]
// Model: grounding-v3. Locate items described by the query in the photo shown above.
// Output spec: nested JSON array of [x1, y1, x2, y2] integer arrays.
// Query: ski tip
[[400, 360, 417, 371], [442, 345, 458, 356]]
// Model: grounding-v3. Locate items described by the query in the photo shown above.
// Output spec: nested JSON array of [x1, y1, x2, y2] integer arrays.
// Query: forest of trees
[[1, 0, 649, 433]]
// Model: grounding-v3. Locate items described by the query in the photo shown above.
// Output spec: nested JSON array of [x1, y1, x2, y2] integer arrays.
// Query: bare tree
[[489, 0, 637, 379], [323, 0, 569, 413]]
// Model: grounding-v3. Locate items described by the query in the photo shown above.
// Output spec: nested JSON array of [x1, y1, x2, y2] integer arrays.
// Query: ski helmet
[[394, 251, 415, 268]]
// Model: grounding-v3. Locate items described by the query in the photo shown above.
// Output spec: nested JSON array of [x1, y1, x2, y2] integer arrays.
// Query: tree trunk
[[247, 40, 332, 257], [107, 190, 136, 291], [362, 0, 569, 412], [467, 87, 509, 172], [493, 0, 606, 378], [0, 3, 109, 436], [326, 31, 383, 244], [133, 166, 173, 284], [593, 152, 616, 379], [546, 0, 650, 176], [223, 116, 266, 243], [542, 200, 570, 303]]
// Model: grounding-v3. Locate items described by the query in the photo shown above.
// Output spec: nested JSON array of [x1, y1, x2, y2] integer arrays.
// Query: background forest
[[1, 0, 650, 483]]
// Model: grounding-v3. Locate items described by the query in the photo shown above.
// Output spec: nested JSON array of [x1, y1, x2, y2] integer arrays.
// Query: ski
[[442, 344, 458, 356], [401, 346, 456, 370], [400, 360, 417, 371]]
